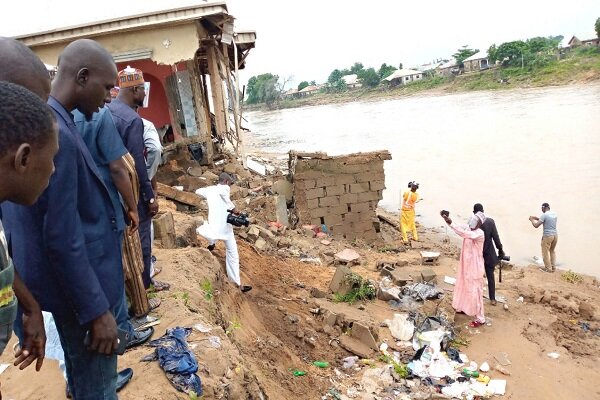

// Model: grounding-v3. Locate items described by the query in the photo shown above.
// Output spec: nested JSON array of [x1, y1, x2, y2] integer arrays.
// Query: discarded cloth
[[143, 327, 202, 395], [402, 282, 443, 301]]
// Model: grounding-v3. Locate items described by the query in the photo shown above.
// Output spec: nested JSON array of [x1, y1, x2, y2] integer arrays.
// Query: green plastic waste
[[293, 370, 306, 376], [313, 361, 329, 368]]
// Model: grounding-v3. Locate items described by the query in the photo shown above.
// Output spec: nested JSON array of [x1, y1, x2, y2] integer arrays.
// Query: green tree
[[330, 79, 347, 93], [350, 62, 364, 74], [328, 69, 343, 84], [453, 45, 478, 65], [490, 40, 528, 66], [378, 63, 397, 79], [309, 80, 316, 85], [244, 73, 279, 105], [297, 81, 309, 91], [358, 68, 380, 88], [595, 17, 600, 38], [398, 62, 403, 69]]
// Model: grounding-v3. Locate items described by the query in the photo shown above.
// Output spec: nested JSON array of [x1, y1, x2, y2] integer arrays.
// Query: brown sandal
[[152, 280, 170, 292], [149, 298, 161, 310]]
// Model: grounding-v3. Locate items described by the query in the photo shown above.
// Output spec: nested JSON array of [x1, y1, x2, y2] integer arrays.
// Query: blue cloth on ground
[[144, 327, 202, 395]]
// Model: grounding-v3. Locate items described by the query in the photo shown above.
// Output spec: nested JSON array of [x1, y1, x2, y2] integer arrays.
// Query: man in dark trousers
[[473, 203, 504, 305], [2, 39, 124, 399], [107, 67, 169, 292]]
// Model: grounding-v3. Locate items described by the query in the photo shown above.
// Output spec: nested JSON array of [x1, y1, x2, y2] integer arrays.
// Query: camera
[[227, 211, 250, 227]]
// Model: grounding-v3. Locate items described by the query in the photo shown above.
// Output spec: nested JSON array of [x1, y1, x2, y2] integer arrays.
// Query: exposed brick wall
[[290, 151, 392, 243]]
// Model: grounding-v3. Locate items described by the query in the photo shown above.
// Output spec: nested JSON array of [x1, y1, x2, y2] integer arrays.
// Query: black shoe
[[66, 384, 72, 399], [126, 326, 154, 349], [116, 368, 133, 392], [241, 285, 252, 293], [207, 244, 215, 251]]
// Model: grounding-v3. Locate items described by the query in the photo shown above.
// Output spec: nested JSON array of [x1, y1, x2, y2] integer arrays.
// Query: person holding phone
[[441, 210, 486, 327]]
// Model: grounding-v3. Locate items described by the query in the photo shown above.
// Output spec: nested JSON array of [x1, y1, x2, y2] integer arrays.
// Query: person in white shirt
[[196, 173, 251, 293], [141, 118, 162, 182]]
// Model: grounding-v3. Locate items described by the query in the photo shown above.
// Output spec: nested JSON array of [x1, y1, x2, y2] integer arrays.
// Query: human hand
[[89, 312, 118, 355], [127, 209, 139, 234], [14, 307, 46, 371], [148, 200, 159, 217]]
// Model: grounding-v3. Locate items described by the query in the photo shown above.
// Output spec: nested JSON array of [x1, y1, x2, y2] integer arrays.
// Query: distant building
[[463, 51, 489, 73], [282, 88, 299, 99], [561, 34, 599, 49], [384, 68, 423, 86], [298, 85, 320, 97], [436, 58, 458, 77], [342, 74, 362, 89], [416, 60, 444, 75]]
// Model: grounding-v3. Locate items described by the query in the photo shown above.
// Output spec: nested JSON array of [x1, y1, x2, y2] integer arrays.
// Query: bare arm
[[529, 216, 543, 228], [109, 158, 139, 233], [12, 272, 45, 371]]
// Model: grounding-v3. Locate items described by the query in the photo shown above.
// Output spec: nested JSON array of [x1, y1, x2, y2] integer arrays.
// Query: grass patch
[[200, 278, 214, 301], [561, 270, 583, 284], [225, 317, 242, 336], [333, 273, 376, 305]]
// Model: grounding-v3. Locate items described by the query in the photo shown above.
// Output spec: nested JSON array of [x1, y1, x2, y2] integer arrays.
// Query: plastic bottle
[[313, 361, 330, 368], [462, 368, 479, 378], [476, 375, 490, 384], [293, 370, 306, 376]]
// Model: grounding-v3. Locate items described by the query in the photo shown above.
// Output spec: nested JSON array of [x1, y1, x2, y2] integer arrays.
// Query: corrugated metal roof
[[463, 51, 488, 62], [299, 85, 319, 93], [438, 58, 456, 69], [15, 2, 229, 47], [342, 74, 359, 84], [384, 69, 422, 81]]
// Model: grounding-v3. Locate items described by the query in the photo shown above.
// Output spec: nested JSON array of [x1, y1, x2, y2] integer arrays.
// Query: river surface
[[244, 84, 600, 277]]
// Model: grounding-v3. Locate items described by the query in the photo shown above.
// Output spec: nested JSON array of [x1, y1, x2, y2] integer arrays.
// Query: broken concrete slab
[[351, 322, 379, 351], [339, 335, 374, 358], [201, 171, 219, 181], [421, 268, 437, 283], [320, 240, 331, 246], [157, 183, 203, 208], [329, 265, 355, 295], [272, 179, 293, 202], [254, 238, 267, 251], [223, 163, 238, 175], [323, 310, 338, 326], [420, 251, 440, 265], [153, 211, 177, 249], [186, 166, 204, 177], [376, 285, 402, 302], [230, 185, 249, 200], [310, 287, 328, 299], [389, 270, 413, 287], [274, 195, 289, 227], [334, 248, 361, 264], [247, 225, 260, 241]]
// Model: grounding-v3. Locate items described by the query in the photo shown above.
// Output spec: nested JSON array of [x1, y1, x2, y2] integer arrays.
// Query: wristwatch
[[149, 198, 155, 204]]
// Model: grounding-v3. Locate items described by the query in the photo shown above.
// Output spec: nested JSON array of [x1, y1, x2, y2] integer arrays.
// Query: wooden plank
[[186, 59, 213, 163], [207, 42, 228, 146], [157, 182, 203, 208]]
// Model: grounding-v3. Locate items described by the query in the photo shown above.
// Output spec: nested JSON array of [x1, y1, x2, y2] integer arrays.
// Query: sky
[[1, 0, 599, 87]]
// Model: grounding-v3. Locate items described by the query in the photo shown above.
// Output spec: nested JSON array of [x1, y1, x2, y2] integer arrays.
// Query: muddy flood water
[[244, 84, 600, 277]]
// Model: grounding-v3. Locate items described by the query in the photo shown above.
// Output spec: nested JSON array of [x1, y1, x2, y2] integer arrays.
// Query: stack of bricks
[[290, 150, 392, 243]]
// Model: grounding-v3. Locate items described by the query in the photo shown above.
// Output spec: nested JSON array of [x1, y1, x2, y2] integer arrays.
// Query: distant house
[[436, 58, 458, 77], [342, 74, 362, 89], [384, 68, 423, 86], [582, 37, 600, 46], [561, 35, 599, 49], [416, 60, 444, 75], [298, 85, 320, 97], [282, 88, 299, 99], [463, 51, 489, 73]]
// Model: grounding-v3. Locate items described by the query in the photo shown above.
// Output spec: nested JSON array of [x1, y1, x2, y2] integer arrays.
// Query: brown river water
[[244, 84, 600, 277]]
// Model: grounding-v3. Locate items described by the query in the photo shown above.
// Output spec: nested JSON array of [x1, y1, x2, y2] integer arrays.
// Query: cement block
[[349, 183, 369, 194], [311, 207, 328, 218], [339, 336, 374, 358], [247, 225, 260, 241], [316, 176, 336, 187], [319, 196, 340, 208], [357, 191, 380, 203], [351, 323, 379, 351], [323, 310, 338, 326], [369, 180, 386, 191], [255, 238, 267, 250], [421, 268, 437, 283], [390, 270, 413, 286], [340, 193, 358, 204], [153, 212, 176, 249], [343, 212, 360, 223], [334, 174, 356, 185], [324, 213, 343, 226], [325, 185, 345, 196], [355, 172, 374, 183], [306, 187, 325, 200], [307, 198, 319, 209], [350, 202, 372, 213], [301, 179, 316, 189], [329, 265, 354, 295]]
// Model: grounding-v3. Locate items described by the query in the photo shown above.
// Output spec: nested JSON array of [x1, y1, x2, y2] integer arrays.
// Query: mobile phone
[[84, 328, 129, 355]]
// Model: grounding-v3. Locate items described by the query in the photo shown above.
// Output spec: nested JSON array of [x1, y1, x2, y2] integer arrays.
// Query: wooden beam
[[157, 182, 203, 208], [186, 59, 213, 163], [206, 42, 228, 147]]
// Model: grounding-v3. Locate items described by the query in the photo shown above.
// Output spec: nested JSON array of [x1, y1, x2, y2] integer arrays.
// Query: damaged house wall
[[290, 151, 392, 243]]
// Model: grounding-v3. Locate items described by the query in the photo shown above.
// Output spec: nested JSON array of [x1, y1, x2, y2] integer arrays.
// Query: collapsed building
[[15, 2, 255, 165], [289, 151, 392, 243]]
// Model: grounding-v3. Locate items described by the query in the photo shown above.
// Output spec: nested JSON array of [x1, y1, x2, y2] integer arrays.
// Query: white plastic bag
[[386, 313, 414, 341]]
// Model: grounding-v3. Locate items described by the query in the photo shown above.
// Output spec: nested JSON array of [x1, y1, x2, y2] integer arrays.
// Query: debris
[[208, 336, 222, 349], [329, 265, 355, 295], [488, 379, 507, 395], [443, 276, 456, 285], [420, 251, 440, 265], [421, 268, 437, 283], [342, 356, 359, 369], [351, 322, 379, 351], [503, 304, 509, 311], [516, 296, 524, 303], [494, 364, 511, 375], [385, 314, 415, 341], [310, 287, 328, 299], [334, 248, 361, 264], [274, 195, 289, 226], [579, 302, 596, 320], [193, 323, 212, 333], [246, 157, 267, 176], [547, 352, 560, 359], [339, 336, 374, 358], [402, 282, 443, 301], [255, 238, 267, 251], [247, 225, 260, 241], [479, 361, 490, 372], [293, 370, 306, 377], [157, 182, 203, 208], [153, 212, 177, 249], [493, 352, 512, 366], [320, 240, 331, 246]]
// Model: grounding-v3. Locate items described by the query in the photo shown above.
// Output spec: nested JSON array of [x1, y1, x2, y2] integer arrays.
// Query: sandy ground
[[1, 186, 599, 399]]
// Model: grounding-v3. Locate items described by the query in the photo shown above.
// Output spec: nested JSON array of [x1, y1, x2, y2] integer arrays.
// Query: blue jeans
[[53, 308, 119, 400]]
